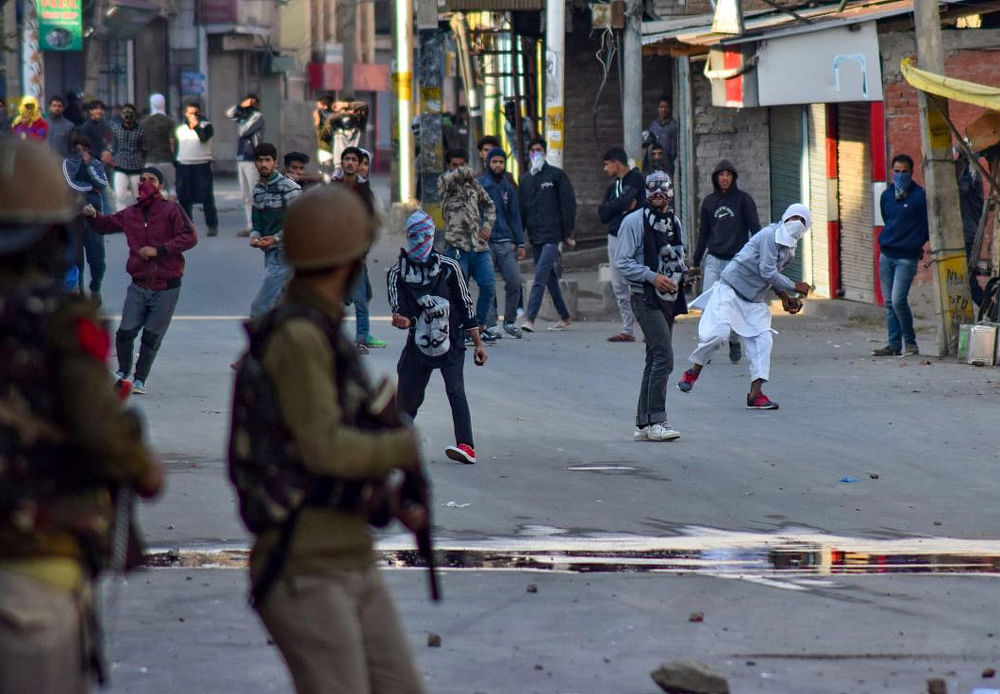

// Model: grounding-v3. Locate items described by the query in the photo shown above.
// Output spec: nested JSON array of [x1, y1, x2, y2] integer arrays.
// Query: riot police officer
[[228, 186, 427, 694], [0, 139, 164, 693]]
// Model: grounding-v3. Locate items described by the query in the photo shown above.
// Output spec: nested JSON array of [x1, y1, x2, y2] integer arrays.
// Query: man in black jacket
[[518, 137, 576, 332], [599, 146, 644, 342], [691, 159, 761, 362]]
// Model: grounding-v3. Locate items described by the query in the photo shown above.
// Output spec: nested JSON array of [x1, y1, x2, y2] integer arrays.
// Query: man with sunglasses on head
[[613, 171, 687, 442]]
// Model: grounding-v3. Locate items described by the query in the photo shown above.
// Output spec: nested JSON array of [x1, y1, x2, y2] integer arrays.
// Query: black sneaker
[[480, 330, 498, 343], [900, 343, 919, 356], [729, 340, 742, 363], [871, 345, 901, 357]]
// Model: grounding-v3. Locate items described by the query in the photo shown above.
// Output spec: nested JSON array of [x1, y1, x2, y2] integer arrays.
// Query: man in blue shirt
[[872, 154, 928, 357], [478, 147, 526, 338]]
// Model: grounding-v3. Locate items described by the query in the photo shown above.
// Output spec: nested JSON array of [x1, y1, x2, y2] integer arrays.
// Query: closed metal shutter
[[807, 104, 829, 297], [769, 105, 804, 281], [836, 102, 875, 303]]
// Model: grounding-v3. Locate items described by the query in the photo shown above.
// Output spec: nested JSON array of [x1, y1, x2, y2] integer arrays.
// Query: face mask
[[529, 151, 545, 173], [893, 171, 912, 199], [137, 180, 159, 204], [785, 219, 806, 241]]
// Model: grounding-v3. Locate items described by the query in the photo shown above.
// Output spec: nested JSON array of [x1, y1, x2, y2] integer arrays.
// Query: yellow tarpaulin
[[900, 57, 1000, 112]]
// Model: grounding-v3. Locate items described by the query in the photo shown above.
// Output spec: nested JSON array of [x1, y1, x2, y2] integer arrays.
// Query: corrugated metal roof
[[444, 0, 544, 9], [642, 0, 981, 49]]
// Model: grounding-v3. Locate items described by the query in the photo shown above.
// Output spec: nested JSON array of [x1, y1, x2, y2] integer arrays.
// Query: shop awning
[[900, 57, 1000, 112]]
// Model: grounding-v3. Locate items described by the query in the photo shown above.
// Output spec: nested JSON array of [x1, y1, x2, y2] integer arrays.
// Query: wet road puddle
[[146, 531, 1000, 576]]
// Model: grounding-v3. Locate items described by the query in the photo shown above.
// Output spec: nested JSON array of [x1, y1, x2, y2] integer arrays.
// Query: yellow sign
[[545, 107, 564, 150], [393, 72, 411, 102], [926, 96, 952, 151], [936, 252, 974, 323]]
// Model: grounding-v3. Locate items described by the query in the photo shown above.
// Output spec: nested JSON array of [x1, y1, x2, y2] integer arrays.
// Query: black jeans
[[396, 348, 474, 446], [631, 290, 675, 427], [176, 162, 219, 229]]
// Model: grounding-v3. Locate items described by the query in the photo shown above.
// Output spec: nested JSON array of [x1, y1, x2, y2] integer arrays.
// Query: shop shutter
[[807, 104, 830, 297], [836, 102, 875, 303], [769, 105, 804, 281]]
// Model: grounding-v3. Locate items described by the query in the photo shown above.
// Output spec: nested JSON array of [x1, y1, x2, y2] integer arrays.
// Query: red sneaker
[[446, 443, 477, 464], [746, 393, 779, 410], [677, 369, 699, 393]]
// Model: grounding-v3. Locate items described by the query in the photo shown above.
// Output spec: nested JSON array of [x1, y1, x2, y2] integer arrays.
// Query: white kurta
[[689, 283, 775, 382]]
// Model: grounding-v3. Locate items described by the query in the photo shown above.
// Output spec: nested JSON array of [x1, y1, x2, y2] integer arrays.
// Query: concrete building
[[643, 0, 1000, 309]]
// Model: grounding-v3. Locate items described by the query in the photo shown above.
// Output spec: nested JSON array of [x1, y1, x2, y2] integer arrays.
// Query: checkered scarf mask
[[405, 211, 435, 263]]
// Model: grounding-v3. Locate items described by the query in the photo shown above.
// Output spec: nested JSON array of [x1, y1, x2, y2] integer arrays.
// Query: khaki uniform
[[250, 280, 424, 694], [0, 272, 158, 694]]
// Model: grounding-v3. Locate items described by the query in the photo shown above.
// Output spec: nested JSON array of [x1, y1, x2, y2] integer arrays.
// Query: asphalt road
[[96, 177, 1000, 693]]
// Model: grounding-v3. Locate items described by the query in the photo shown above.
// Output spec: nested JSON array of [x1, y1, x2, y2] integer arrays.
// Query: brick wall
[[879, 27, 1000, 291], [690, 70, 771, 227], [562, 17, 674, 243]]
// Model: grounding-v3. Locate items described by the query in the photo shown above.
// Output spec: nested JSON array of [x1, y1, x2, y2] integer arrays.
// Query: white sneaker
[[633, 426, 650, 441], [648, 422, 680, 441], [547, 319, 572, 331]]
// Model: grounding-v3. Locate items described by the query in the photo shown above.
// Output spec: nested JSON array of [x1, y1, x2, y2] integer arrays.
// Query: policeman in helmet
[[0, 139, 164, 692], [230, 186, 427, 693]]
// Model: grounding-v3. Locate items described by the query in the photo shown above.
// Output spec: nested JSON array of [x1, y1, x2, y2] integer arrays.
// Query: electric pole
[[913, 1, 973, 356], [622, 0, 643, 167], [544, 0, 564, 167], [341, 0, 356, 96], [417, 0, 443, 220]]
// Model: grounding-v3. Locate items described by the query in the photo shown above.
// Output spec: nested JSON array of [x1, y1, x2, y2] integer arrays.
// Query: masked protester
[[677, 203, 813, 410], [84, 167, 198, 394], [388, 210, 488, 464], [12, 95, 49, 142], [613, 171, 687, 441], [871, 153, 929, 357], [0, 139, 164, 694], [518, 137, 577, 332]]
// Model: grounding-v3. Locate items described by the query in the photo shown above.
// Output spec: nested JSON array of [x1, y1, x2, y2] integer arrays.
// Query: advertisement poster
[[37, 0, 82, 51]]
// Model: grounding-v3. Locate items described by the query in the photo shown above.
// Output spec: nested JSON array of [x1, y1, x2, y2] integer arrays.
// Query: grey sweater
[[613, 208, 686, 295], [719, 223, 796, 302]]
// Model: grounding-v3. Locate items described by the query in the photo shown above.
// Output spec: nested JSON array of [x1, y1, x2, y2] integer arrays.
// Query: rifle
[[369, 378, 440, 602]]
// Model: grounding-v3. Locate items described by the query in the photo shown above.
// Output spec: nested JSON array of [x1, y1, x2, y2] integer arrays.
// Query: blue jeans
[[445, 246, 495, 327], [487, 240, 522, 326], [527, 243, 569, 321], [78, 223, 106, 293], [349, 263, 371, 342], [878, 253, 918, 350], [251, 247, 291, 318]]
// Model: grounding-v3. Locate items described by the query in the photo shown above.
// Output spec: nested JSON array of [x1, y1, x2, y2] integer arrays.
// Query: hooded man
[[84, 167, 197, 394], [140, 93, 177, 194], [692, 159, 762, 363], [478, 146, 526, 338], [12, 96, 49, 142], [389, 210, 487, 465], [439, 148, 498, 339], [678, 203, 812, 410], [599, 146, 645, 342], [613, 170, 687, 442]]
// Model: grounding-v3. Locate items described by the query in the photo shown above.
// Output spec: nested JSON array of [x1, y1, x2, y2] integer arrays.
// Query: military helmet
[[282, 187, 375, 270], [0, 139, 77, 255]]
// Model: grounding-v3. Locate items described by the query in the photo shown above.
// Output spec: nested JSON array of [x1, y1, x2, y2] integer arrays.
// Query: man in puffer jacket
[[438, 148, 497, 337]]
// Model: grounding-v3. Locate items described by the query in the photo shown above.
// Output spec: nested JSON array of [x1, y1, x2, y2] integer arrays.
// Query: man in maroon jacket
[[84, 166, 198, 394]]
